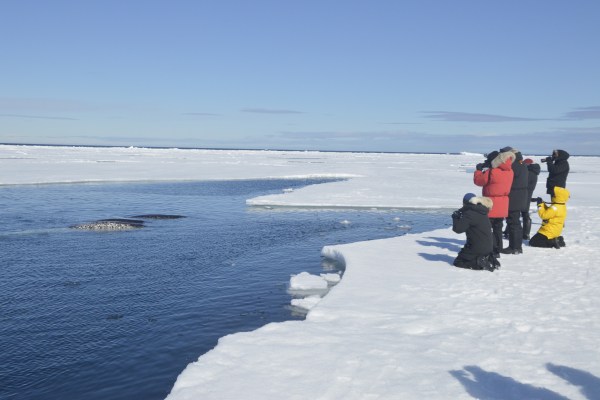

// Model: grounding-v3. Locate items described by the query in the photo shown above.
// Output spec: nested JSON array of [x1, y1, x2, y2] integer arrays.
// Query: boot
[[501, 247, 523, 255], [476, 255, 494, 271], [487, 253, 501, 270], [557, 236, 566, 247]]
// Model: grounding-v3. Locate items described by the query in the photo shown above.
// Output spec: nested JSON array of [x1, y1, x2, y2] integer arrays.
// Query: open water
[[0, 179, 447, 400]]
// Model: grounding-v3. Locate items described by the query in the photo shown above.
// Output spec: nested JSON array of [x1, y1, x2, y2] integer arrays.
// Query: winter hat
[[463, 193, 476, 204], [485, 151, 499, 163], [524, 158, 534, 165], [500, 146, 513, 152]]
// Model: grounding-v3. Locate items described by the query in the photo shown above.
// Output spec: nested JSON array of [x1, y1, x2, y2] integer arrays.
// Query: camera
[[541, 158, 547, 163]]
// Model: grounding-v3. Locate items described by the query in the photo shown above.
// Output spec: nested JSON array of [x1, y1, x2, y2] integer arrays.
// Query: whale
[[130, 214, 186, 219], [70, 218, 145, 231]]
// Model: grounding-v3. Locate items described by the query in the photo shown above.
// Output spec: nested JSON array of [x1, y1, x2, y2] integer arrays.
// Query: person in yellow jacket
[[529, 186, 569, 248]]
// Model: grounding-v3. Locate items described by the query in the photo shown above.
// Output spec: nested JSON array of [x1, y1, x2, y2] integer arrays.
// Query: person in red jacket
[[473, 150, 515, 257]]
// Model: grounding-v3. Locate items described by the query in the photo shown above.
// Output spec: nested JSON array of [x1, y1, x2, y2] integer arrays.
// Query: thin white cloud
[[381, 122, 422, 125], [561, 106, 600, 120], [273, 128, 600, 155], [0, 113, 78, 121], [422, 111, 545, 122], [241, 108, 305, 114], [279, 130, 417, 141], [182, 112, 221, 116], [0, 97, 103, 113]]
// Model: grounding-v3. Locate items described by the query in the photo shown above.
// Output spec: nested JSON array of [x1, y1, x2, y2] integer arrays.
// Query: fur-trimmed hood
[[490, 150, 516, 169], [468, 195, 493, 210]]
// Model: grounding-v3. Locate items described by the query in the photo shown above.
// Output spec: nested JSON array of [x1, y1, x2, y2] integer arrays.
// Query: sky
[[1, 0, 599, 154]]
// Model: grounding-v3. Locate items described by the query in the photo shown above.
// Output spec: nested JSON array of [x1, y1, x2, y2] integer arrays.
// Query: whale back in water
[[70, 219, 145, 231], [130, 214, 186, 219], [70, 215, 186, 231]]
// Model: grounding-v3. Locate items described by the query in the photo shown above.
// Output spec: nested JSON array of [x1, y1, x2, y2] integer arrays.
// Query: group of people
[[451, 148, 571, 271]]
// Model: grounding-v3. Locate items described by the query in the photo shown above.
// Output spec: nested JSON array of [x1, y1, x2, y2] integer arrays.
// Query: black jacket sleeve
[[452, 207, 471, 234]]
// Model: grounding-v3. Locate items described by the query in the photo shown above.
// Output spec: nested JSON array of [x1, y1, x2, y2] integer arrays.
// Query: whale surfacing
[[70, 219, 145, 231], [131, 214, 186, 219]]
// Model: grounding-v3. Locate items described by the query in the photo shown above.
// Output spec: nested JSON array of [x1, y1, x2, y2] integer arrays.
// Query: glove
[[536, 197, 543, 205], [544, 156, 553, 163], [452, 210, 462, 219], [476, 163, 484, 171]]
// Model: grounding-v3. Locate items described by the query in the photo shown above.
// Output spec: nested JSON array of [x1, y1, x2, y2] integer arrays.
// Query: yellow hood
[[551, 187, 570, 203]]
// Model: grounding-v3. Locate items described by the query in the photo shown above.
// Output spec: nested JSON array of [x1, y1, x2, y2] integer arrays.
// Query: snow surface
[[2, 145, 600, 399]]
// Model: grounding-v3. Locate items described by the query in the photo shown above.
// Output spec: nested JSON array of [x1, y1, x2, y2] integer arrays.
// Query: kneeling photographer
[[529, 187, 570, 248]]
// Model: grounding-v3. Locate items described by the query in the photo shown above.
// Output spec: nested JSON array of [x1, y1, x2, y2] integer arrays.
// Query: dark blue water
[[0, 179, 446, 400]]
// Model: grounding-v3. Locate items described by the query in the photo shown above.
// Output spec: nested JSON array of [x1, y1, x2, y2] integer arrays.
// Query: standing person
[[501, 147, 528, 255], [452, 193, 498, 271], [529, 187, 570, 248], [522, 158, 541, 240], [544, 149, 570, 195], [473, 150, 514, 258]]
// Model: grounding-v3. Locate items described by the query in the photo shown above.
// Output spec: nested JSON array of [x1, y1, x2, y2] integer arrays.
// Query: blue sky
[[1, 0, 599, 154]]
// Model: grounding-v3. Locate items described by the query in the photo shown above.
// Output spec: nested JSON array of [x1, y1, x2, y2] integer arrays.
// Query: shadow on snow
[[416, 236, 463, 265], [450, 364, 600, 400], [546, 363, 600, 400], [417, 236, 463, 252], [449, 365, 569, 400], [417, 252, 455, 265]]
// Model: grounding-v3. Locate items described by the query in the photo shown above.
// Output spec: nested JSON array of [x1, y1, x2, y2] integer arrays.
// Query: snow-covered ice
[[2, 144, 599, 399], [320, 273, 342, 284], [289, 272, 329, 291], [290, 295, 322, 311]]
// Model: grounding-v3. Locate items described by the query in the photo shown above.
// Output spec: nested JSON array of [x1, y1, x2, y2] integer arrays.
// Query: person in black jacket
[[522, 158, 540, 239], [501, 147, 528, 255], [452, 193, 499, 271], [544, 149, 570, 195]]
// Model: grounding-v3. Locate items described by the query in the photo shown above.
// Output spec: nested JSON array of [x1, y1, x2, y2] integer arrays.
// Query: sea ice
[[291, 295, 322, 310], [320, 273, 341, 284], [289, 272, 328, 290]]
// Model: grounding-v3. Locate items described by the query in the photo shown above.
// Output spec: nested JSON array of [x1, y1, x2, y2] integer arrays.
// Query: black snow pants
[[522, 211, 532, 240], [490, 218, 504, 255], [506, 210, 523, 251], [529, 233, 565, 248]]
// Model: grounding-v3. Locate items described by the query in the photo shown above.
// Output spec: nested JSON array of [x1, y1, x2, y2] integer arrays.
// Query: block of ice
[[289, 272, 328, 290], [291, 295, 322, 310]]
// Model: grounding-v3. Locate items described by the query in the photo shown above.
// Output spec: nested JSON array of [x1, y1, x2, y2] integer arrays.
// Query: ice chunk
[[289, 272, 328, 290], [320, 273, 341, 284], [291, 295, 321, 310]]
